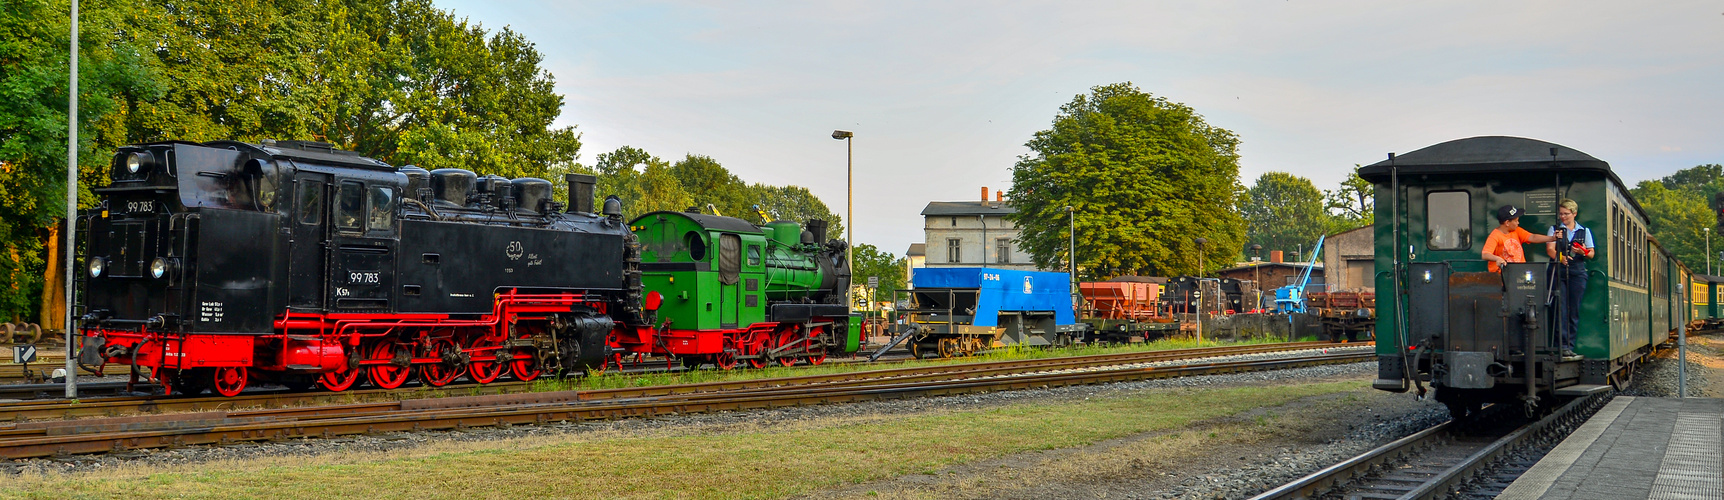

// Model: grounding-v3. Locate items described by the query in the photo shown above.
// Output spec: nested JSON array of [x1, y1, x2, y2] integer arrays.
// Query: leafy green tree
[[591, 146, 692, 220], [1633, 164, 1724, 272], [1325, 169, 1374, 229], [1, 0, 161, 324], [1243, 172, 1331, 256], [114, 0, 580, 179], [1006, 82, 1245, 278], [749, 184, 843, 240], [850, 243, 906, 304], [670, 154, 755, 221]]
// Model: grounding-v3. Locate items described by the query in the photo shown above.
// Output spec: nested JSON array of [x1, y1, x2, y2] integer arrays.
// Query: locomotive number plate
[[126, 200, 153, 214], [348, 271, 380, 284]]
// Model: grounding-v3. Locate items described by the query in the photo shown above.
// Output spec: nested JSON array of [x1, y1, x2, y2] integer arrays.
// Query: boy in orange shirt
[[1481, 205, 1560, 272]]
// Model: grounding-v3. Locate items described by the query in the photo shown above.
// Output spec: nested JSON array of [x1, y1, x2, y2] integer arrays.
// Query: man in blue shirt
[[1546, 199, 1595, 360]]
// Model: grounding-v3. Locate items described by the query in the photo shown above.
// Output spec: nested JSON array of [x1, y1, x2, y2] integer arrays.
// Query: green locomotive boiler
[[611, 210, 862, 369]]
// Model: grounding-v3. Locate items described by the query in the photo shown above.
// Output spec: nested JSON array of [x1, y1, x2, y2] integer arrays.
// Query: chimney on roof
[[1270, 250, 1284, 264], [981, 187, 989, 205], [996, 190, 1003, 202]]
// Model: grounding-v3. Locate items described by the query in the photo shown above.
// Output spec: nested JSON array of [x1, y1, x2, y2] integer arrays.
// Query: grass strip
[[2, 378, 1365, 499]]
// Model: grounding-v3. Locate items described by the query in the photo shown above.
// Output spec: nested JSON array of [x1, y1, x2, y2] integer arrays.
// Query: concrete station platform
[[1499, 396, 1722, 500]]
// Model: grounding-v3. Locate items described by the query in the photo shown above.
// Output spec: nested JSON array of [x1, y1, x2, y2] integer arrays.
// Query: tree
[[850, 243, 906, 304], [590, 146, 692, 220], [1243, 172, 1331, 257], [1325, 169, 1374, 229], [1, 0, 162, 324], [749, 184, 843, 240], [1632, 164, 1724, 272], [114, 0, 581, 179], [670, 154, 755, 221], [1006, 82, 1245, 279]]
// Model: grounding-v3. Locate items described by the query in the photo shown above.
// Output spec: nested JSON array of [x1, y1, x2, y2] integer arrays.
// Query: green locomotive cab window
[[368, 186, 396, 235], [686, 232, 707, 261], [336, 181, 365, 231], [747, 245, 761, 266], [297, 179, 323, 226], [1425, 191, 1471, 250]]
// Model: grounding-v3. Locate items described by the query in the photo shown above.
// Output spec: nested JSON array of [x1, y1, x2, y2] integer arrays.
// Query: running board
[[868, 325, 920, 362], [1553, 384, 1610, 397]]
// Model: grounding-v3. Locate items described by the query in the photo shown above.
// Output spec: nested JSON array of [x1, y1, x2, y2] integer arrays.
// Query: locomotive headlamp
[[150, 257, 170, 279], [87, 257, 105, 278], [126, 153, 143, 173]]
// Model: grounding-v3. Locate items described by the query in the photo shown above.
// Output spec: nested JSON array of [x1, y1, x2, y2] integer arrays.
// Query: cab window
[[336, 181, 365, 231], [1425, 191, 1470, 250], [368, 186, 396, 234], [747, 245, 761, 266], [297, 179, 323, 226]]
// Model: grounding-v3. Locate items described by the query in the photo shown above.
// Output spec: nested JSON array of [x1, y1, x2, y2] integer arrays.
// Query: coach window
[[747, 245, 761, 267], [368, 186, 396, 235], [1425, 191, 1470, 250], [336, 181, 365, 232], [297, 179, 323, 226]]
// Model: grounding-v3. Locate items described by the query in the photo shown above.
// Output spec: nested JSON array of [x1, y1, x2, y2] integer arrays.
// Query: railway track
[[0, 342, 1373, 459], [1249, 392, 1610, 500], [0, 341, 1362, 420]]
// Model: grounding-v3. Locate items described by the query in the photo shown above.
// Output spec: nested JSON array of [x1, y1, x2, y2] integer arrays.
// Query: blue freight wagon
[[902, 267, 1084, 358]]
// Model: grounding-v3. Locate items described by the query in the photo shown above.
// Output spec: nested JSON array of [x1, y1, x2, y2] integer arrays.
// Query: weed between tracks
[[0, 379, 1365, 499]]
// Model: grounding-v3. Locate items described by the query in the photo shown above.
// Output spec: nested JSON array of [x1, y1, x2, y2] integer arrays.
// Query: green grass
[[1, 379, 1370, 499], [531, 336, 1293, 392]]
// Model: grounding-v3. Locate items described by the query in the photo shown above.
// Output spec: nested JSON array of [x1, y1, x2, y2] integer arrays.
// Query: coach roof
[[1357, 136, 1611, 182]]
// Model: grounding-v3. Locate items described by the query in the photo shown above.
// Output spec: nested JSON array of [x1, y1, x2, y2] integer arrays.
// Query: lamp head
[[1194, 237, 1208, 246], [831, 130, 853, 140]]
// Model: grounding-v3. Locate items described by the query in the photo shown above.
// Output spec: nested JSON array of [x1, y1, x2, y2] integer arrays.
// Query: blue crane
[[1272, 235, 1325, 314]]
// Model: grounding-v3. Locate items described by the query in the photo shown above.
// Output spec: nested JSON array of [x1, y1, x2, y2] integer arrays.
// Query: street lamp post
[[1194, 237, 1207, 346], [832, 130, 854, 310], [1706, 227, 1712, 275], [1066, 206, 1076, 321], [64, 0, 81, 399]]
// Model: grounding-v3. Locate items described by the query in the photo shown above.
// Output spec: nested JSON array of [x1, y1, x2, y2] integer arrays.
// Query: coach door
[[327, 178, 398, 311], [288, 173, 330, 310], [718, 233, 742, 328]]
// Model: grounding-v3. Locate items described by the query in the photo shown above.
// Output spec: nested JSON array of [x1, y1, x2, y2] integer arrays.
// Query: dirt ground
[[806, 372, 1439, 500]]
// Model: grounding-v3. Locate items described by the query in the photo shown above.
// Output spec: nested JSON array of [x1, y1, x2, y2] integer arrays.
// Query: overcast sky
[[435, 1, 1724, 255]]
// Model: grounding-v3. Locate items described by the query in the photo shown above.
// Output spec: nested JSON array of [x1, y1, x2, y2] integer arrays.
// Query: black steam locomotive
[[78, 140, 637, 395]]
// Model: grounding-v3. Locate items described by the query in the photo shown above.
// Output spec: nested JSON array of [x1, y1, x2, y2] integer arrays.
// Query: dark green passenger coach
[[1361, 136, 1704, 417]]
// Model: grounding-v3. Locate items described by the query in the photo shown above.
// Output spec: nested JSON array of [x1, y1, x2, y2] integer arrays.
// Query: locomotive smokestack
[[566, 173, 596, 213]]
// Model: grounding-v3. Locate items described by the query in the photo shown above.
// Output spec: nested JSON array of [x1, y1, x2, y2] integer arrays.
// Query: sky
[[434, 1, 1724, 256]]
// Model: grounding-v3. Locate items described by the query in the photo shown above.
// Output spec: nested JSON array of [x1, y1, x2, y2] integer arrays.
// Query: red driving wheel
[[211, 366, 247, 397], [419, 337, 463, 387], [367, 341, 410, 389], [774, 329, 799, 367], [467, 335, 505, 385]]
